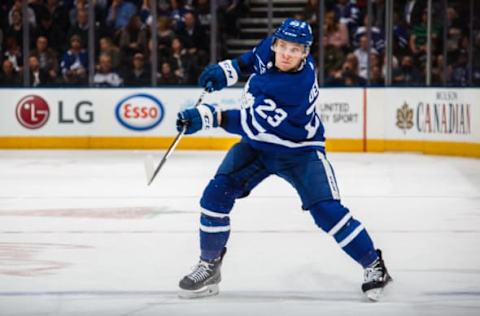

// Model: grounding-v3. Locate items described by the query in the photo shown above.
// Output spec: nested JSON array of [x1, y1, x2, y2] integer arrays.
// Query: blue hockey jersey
[[221, 36, 326, 152]]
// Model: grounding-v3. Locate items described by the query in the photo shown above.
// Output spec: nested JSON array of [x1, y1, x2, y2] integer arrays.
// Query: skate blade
[[365, 288, 383, 301], [178, 284, 219, 299]]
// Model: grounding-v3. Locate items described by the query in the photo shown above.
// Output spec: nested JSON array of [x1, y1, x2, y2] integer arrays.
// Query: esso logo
[[115, 94, 164, 131], [16, 95, 50, 129]]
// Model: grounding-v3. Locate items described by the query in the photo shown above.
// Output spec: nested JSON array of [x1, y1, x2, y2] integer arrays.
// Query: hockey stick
[[145, 85, 211, 186]]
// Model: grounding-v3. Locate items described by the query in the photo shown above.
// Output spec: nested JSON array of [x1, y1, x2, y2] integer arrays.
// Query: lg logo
[[15, 95, 94, 129], [16, 95, 50, 129]]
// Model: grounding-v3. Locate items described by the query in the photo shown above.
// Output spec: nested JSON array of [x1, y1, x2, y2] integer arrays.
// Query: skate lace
[[187, 261, 213, 283], [364, 260, 384, 283]]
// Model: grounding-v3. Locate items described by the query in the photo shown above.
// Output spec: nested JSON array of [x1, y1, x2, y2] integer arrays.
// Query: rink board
[[0, 87, 478, 157]]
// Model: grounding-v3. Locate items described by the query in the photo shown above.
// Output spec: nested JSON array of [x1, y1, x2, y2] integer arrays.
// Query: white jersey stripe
[[240, 109, 325, 148], [201, 208, 229, 218], [328, 213, 352, 236], [338, 224, 364, 248], [317, 151, 341, 200], [200, 224, 231, 233], [249, 105, 267, 133]]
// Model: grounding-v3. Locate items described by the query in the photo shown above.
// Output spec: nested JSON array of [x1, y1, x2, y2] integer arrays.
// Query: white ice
[[0, 150, 479, 316]]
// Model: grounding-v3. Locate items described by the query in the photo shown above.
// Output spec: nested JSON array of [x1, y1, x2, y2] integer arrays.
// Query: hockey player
[[176, 18, 392, 301]]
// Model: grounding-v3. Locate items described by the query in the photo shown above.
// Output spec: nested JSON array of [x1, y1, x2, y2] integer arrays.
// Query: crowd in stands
[[0, 0, 213, 87], [303, 0, 479, 86], [0, 0, 478, 87]]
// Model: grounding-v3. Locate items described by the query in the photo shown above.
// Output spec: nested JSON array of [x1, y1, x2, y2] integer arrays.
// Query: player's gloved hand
[[176, 104, 219, 135], [199, 59, 241, 92]]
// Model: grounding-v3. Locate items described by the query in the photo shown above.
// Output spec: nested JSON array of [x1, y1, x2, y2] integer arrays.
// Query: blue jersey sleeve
[[236, 37, 275, 76]]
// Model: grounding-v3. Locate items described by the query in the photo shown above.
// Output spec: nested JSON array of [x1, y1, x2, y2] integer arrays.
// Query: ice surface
[[0, 150, 479, 316]]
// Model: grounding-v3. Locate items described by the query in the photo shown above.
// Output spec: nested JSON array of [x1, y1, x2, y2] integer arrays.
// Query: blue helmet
[[273, 18, 313, 47]]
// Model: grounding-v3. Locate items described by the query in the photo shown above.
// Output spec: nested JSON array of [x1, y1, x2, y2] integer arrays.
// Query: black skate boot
[[178, 248, 226, 299], [361, 249, 392, 301]]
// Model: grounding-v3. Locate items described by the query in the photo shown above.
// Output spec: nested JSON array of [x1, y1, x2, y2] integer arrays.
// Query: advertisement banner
[[1, 87, 478, 156], [0, 88, 364, 139], [368, 88, 479, 143], [316, 88, 364, 139], [0, 88, 244, 137]]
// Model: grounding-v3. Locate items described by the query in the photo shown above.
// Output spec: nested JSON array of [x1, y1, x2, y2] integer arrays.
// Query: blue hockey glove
[[199, 59, 241, 91], [176, 104, 219, 135]]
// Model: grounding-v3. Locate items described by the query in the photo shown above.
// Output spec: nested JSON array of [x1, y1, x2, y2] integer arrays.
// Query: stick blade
[[144, 155, 155, 185]]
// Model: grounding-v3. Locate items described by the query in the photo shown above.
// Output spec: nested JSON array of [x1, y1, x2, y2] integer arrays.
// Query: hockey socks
[[309, 200, 379, 268]]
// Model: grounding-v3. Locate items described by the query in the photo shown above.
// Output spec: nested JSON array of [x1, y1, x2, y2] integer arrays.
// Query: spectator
[[33, 13, 66, 56], [392, 12, 409, 58], [139, 0, 171, 25], [93, 53, 123, 87], [67, 8, 90, 49], [370, 53, 382, 70], [118, 15, 147, 63], [333, 0, 360, 36], [28, 0, 49, 26], [328, 53, 365, 86], [28, 55, 50, 87], [46, 0, 69, 32], [99, 37, 121, 71], [107, 0, 138, 32], [5, 9, 24, 49], [324, 11, 349, 50], [372, 0, 385, 30], [69, 0, 87, 26], [0, 59, 21, 86], [162, 37, 197, 84], [303, 0, 319, 28], [354, 35, 379, 79], [323, 35, 345, 80], [445, 7, 464, 56], [3, 36, 23, 72], [170, 0, 189, 31], [29, 36, 58, 83], [8, 0, 36, 28], [370, 65, 384, 85], [195, 0, 212, 35], [353, 15, 385, 53], [450, 52, 469, 86], [409, 9, 440, 65], [341, 53, 366, 86], [94, 0, 110, 27], [382, 54, 399, 79], [155, 16, 175, 57], [123, 52, 151, 86], [393, 55, 422, 85], [158, 61, 182, 84], [61, 34, 88, 85], [431, 54, 451, 85], [177, 11, 208, 54]]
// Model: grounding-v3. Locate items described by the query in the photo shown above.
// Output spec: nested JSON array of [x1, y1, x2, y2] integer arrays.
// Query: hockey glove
[[199, 59, 241, 91], [176, 104, 219, 135]]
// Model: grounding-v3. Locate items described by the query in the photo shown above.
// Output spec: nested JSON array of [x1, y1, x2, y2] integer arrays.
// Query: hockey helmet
[[273, 18, 313, 47]]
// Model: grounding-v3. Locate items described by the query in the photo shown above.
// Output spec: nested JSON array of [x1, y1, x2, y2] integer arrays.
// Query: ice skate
[[178, 248, 226, 299], [362, 249, 392, 301]]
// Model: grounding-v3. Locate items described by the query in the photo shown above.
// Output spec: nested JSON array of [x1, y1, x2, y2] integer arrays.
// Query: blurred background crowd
[[0, 0, 478, 87]]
